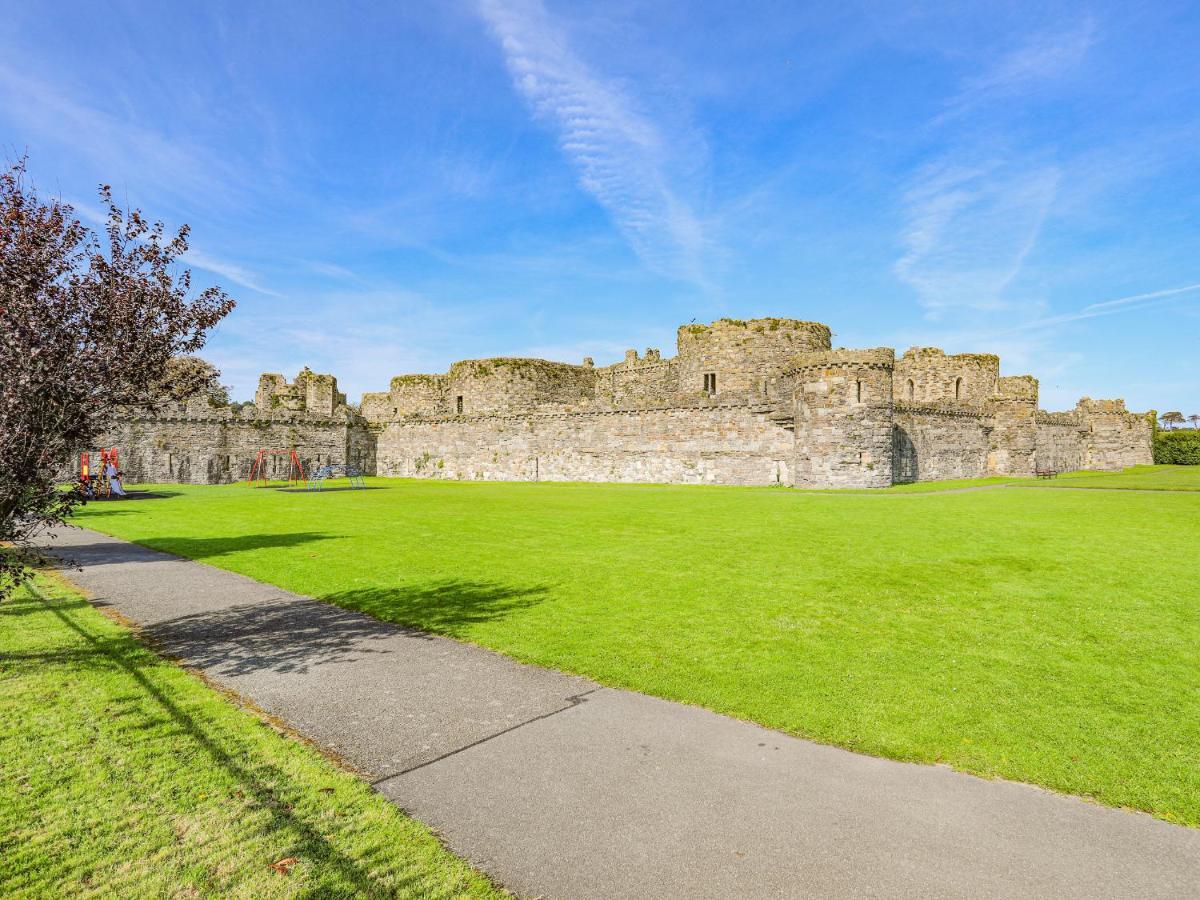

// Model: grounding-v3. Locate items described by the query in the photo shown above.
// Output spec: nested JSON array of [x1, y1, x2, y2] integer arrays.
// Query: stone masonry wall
[[1035, 417, 1087, 473], [374, 405, 794, 486], [89, 317, 1155, 489], [893, 406, 991, 483], [790, 349, 894, 489], [94, 407, 362, 484], [987, 376, 1039, 477], [676, 318, 832, 403], [368, 359, 598, 420], [1076, 400, 1154, 470], [894, 348, 1000, 405], [593, 352, 682, 408]]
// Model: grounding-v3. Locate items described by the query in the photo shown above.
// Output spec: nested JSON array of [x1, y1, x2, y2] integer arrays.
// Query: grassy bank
[[71, 469, 1200, 827], [0, 574, 501, 898]]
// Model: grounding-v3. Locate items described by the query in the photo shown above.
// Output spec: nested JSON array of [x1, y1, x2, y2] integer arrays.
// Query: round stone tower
[[676, 318, 832, 402], [790, 348, 895, 488]]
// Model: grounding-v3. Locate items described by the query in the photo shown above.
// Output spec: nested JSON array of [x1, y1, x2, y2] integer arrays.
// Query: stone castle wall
[[374, 404, 793, 486], [790, 349, 894, 488], [1035, 417, 1087, 473], [675, 318, 831, 402], [92, 402, 368, 485], [894, 348, 1000, 405], [594, 352, 682, 408], [1075, 399, 1155, 470], [893, 406, 991, 483], [88, 317, 1154, 489]]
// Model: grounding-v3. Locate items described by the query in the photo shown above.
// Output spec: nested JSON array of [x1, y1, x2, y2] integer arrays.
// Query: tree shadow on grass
[[42, 532, 334, 568], [70, 491, 185, 516], [141, 580, 549, 677], [15, 587, 458, 897], [137, 532, 337, 563], [320, 581, 550, 640]]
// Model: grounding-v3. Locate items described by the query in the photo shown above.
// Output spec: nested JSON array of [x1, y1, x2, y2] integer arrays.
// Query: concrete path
[[37, 526, 1200, 899]]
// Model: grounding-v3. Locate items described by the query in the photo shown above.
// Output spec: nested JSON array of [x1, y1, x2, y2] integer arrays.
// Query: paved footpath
[[38, 527, 1200, 899]]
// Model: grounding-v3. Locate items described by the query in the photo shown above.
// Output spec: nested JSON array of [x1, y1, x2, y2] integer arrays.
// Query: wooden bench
[[1035, 469, 1058, 479]]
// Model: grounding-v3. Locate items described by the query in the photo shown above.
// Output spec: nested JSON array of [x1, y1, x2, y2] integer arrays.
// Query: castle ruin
[[98, 317, 1153, 488]]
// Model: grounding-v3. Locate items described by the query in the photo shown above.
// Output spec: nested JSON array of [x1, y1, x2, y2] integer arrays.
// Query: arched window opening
[[954, 377, 963, 401], [906, 379, 915, 401]]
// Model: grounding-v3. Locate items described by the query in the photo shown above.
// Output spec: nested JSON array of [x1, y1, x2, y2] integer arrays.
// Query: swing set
[[247, 449, 306, 487]]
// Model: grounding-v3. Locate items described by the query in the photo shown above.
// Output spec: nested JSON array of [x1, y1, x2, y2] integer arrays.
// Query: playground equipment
[[248, 449, 306, 487], [80, 448, 126, 498], [306, 464, 366, 491]]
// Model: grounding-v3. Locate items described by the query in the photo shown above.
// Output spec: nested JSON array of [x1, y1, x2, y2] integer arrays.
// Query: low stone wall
[[893, 405, 990, 483], [374, 405, 794, 486], [1035, 418, 1086, 473]]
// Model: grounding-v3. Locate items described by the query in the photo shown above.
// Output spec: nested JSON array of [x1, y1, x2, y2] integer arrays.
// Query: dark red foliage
[[0, 159, 234, 595]]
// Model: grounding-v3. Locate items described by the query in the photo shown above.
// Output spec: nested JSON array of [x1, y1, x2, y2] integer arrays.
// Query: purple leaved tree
[[0, 159, 235, 597]]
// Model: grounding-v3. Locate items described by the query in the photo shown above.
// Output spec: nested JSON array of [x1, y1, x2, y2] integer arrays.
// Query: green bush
[[1153, 430, 1200, 464]]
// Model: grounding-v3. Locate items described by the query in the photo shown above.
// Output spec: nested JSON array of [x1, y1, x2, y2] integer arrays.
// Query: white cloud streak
[[182, 250, 282, 298], [476, 0, 711, 284], [894, 159, 1060, 314], [938, 19, 1097, 122], [1006, 282, 1200, 333], [0, 64, 241, 211]]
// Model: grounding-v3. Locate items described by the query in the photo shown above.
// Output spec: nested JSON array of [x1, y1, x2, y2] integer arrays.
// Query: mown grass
[[814, 475, 1019, 494], [1022, 464, 1200, 491], [0, 574, 501, 898], [71, 468, 1200, 827]]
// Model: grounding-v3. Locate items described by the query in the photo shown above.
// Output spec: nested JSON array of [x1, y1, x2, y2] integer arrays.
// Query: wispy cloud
[[182, 249, 282, 298], [893, 158, 1060, 314], [895, 20, 1100, 316], [1083, 282, 1200, 312], [1006, 282, 1200, 333], [476, 0, 711, 284], [206, 286, 508, 401], [938, 19, 1097, 121], [0, 64, 242, 212], [304, 260, 367, 284]]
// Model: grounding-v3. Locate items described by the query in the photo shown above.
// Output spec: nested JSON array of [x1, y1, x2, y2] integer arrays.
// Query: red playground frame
[[80, 448, 121, 497], [247, 449, 306, 487]]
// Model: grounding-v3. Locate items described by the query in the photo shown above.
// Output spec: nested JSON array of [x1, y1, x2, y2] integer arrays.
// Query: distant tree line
[[1157, 411, 1198, 430]]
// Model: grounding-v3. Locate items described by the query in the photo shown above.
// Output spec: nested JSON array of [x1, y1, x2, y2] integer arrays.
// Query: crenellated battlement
[[787, 347, 896, 373], [95, 315, 1154, 488]]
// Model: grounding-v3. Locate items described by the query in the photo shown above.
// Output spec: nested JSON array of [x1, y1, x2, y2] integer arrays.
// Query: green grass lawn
[[0, 575, 501, 898], [1021, 464, 1200, 491], [820, 475, 1019, 494], [69, 468, 1200, 828]]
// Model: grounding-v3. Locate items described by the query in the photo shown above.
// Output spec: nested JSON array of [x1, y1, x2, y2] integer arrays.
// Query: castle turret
[[987, 375, 1038, 476], [1075, 398, 1154, 470], [302, 370, 340, 417], [254, 369, 342, 417], [789, 348, 894, 488], [677, 318, 832, 403], [894, 348, 999, 405]]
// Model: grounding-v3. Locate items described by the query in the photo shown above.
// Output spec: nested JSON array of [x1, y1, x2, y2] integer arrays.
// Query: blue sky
[[3, 1, 1198, 412]]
